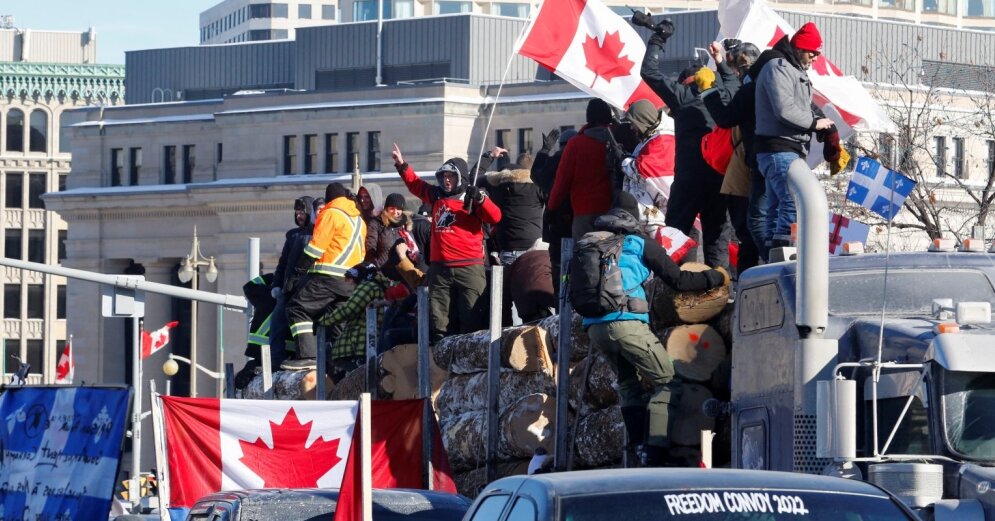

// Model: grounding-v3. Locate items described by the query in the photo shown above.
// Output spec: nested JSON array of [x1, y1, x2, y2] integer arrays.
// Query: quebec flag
[[0, 386, 129, 520], [847, 157, 917, 220]]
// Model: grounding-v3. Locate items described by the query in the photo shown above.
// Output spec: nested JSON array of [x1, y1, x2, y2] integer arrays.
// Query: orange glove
[[831, 147, 851, 176]]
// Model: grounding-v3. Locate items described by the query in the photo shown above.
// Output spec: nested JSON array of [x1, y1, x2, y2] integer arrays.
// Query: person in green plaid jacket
[[320, 263, 389, 383]]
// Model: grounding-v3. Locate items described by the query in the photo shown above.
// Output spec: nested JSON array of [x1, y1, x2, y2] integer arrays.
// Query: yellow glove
[[714, 266, 731, 286], [694, 67, 716, 91], [830, 147, 851, 176]]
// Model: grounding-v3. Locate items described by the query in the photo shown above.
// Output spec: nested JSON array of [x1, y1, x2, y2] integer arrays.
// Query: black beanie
[[384, 193, 407, 210], [613, 191, 640, 220], [325, 182, 349, 201], [586, 98, 613, 126]]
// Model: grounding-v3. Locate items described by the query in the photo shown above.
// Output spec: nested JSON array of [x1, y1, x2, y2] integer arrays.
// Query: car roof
[[189, 488, 470, 515], [742, 251, 995, 285], [483, 469, 892, 498]]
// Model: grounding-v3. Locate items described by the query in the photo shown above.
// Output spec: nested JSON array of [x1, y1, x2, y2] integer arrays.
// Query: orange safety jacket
[[303, 196, 367, 277]]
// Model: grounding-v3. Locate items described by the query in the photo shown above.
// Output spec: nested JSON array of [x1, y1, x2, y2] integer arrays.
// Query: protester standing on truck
[[576, 191, 728, 467], [391, 143, 502, 342]]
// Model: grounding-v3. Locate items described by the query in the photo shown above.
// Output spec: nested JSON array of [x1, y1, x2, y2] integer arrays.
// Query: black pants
[[726, 194, 761, 274], [286, 275, 353, 358], [665, 167, 730, 269], [428, 263, 488, 342]]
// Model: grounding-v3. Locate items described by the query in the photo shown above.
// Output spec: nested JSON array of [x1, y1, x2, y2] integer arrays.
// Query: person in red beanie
[[753, 21, 836, 249]]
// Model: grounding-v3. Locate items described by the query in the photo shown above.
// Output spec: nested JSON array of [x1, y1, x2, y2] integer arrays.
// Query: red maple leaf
[[239, 408, 343, 488], [767, 26, 787, 48], [582, 31, 635, 87]]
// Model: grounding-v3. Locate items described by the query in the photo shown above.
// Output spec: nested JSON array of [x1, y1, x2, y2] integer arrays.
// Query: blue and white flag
[[1, 386, 129, 520], [846, 157, 917, 220]]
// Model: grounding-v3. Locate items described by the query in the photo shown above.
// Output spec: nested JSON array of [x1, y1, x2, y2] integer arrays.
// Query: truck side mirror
[[817, 379, 856, 460]]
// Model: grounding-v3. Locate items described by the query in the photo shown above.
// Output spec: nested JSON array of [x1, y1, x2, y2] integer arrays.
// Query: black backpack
[[569, 231, 628, 318]]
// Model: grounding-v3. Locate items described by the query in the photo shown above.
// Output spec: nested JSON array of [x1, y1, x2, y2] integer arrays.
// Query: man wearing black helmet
[[392, 143, 503, 341]]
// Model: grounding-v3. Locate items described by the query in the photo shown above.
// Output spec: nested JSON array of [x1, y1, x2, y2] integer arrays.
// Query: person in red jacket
[[548, 98, 618, 240], [391, 143, 502, 342]]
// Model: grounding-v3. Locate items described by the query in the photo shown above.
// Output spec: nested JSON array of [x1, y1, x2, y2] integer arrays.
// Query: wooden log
[[709, 302, 736, 347], [661, 324, 728, 383], [651, 262, 730, 327], [430, 326, 554, 375], [537, 312, 589, 362], [573, 405, 624, 468], [440, 393, 556, 472], [243, 370, 326, 400], [435, 371, 555, 421], [568, 352, 618, 415], [671, 383, 715, 447], [452, 460, 532, 498], [379, 343, 448, 400], [329, 365, 365, 400]]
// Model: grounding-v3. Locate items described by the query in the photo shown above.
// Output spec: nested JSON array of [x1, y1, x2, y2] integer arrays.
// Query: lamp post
[[162, 353, 224, 396], [176, 226, 218, 397]]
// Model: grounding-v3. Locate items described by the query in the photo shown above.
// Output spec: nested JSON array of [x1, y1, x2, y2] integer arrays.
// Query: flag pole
[[130, 315, 143, 511], [149, 381, 171, 521], [360, 393, 373, 521]]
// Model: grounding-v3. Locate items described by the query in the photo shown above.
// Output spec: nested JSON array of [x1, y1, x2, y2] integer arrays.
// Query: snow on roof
[[71, 113, 216, 128]]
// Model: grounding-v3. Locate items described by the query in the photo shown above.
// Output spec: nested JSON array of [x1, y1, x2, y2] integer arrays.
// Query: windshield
[[827, 270, 995, 315], [942, 371, 995, 461], [561, 490, 912, 520]]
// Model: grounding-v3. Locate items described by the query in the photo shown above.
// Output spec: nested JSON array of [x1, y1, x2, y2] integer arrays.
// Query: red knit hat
[[790, 22, 822, 53]]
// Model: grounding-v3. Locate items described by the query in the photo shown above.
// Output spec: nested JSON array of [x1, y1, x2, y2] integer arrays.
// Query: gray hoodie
[[754, 36, 818, 156]]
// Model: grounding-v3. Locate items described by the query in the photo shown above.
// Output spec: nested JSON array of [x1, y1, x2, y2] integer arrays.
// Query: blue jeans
[[757, 151, 800, 244], [268, 294, 290, 367], [748, 167, 769, 260]]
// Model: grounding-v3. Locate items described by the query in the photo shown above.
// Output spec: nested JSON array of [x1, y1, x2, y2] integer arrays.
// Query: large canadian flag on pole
[[159, 397, 358, 509], [515, 0, 664, 109], [718, 0, 895, 135]]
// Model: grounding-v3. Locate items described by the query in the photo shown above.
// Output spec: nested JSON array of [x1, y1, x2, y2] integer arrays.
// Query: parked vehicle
[[463, 468, 919, 520], [186, 488, 471, 521]]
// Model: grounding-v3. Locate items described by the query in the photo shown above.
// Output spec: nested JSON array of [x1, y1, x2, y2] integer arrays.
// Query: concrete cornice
[[0, 62, 126, 102]]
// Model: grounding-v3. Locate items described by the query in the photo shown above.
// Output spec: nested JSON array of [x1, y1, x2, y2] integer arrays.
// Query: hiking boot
[[280, 357, 317, 371], [234, 360, 259, 390]]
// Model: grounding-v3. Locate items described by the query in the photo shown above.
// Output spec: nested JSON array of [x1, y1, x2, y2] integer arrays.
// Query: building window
[[182, 145, 196, 183], [518, 128, 534, 157], [26, 285, 42, 319], [367, 131, 381, 172], [495, 129, 511, 169], [394, 0, 414, 18], [274, 3, 289, 17], [57, 285, 66, 319], [28, 173, 45, 209], [437, 1, 471, 13], [6, 108, 24, 152], [164, 146, 177, 184], [299, 3, 313, 18], [58, 229, 67, 262], [324, 133, 339, 173], [304, 134, 318, 174], [216, 143, 223, 164], [129, 147, 142, 185], [493, 2, 530, 17], [111, 148, 124, 186], [345, 132, 360, 172], [27, 230, 44, 263], [26, 340, 42, 374], [934, 136, 947, 177], [953, 137, 966, 179], [4, 229, 21, 260], [3, 285, 19, 318], [322, 4, 337, 18], [58, 174, 67, 192], [5, 173, 22, 208], [353, 0, 375, 20], [283, 135, 298, 175], [251, 4, 270, 17], [29, 110, 47, 153]]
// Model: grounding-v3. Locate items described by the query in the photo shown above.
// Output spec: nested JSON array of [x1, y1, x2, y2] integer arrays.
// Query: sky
[[5, 0, 209, 64]]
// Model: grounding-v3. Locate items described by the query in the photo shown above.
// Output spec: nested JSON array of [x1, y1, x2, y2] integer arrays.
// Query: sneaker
[[280, 358, 317, 371]]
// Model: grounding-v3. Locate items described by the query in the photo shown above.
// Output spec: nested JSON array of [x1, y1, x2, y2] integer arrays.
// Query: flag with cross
[[846, 157, 916, 220]]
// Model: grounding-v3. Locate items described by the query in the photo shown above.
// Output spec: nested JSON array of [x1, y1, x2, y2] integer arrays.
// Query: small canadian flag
[[142, 321, 179, 360], [55, 338, 74, 384]]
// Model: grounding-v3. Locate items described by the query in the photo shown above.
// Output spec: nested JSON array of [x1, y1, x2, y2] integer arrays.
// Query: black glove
[[541, 129, 561, 153], [630, 9, 655, 29], [465, 185, 486, 205]]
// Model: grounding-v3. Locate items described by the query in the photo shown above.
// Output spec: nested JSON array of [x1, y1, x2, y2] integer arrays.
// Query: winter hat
[[325, 182, 349, 201], [678, 66, 701, 86], [625, 99, 662, 135], [791, 22, 823, 53], [417, 203, 432, 216], [586, 98, 613, 126], [436, 157, 469, 193], [559, 129, 578, 145], [613, 191, 640, 220], [384, 193, 407, 210]]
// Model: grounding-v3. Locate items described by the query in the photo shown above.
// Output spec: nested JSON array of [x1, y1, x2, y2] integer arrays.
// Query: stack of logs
[[243, 263, 735, 498]]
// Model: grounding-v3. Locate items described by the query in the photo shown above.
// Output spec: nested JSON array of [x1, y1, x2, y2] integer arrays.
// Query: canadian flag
[[516, 0, 664, 110], [142, 320, 179, 360], [55, 339, 74, 384], [717, 0, 895, 136], [160, 397, 358, 509]]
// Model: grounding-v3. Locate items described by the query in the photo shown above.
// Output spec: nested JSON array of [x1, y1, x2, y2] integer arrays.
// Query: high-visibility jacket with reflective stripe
[[305, 196, 367, 277], [248, 313, 272, 345]]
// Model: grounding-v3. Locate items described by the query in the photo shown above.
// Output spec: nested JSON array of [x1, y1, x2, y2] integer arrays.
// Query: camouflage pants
[[588, 320, 682, 448]]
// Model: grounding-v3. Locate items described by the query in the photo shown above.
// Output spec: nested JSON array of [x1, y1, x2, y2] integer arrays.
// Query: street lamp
[[176, 226, 218, 397], [163, 353, 224, 396]]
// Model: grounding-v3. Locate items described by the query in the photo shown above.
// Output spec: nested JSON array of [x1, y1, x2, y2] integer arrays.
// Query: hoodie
[[482, 167, 543, 250], [548, 125, 616, 216], [754, 35, 820, 156], [581, 209, 726, 326], [274, 196, 315, 289]]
